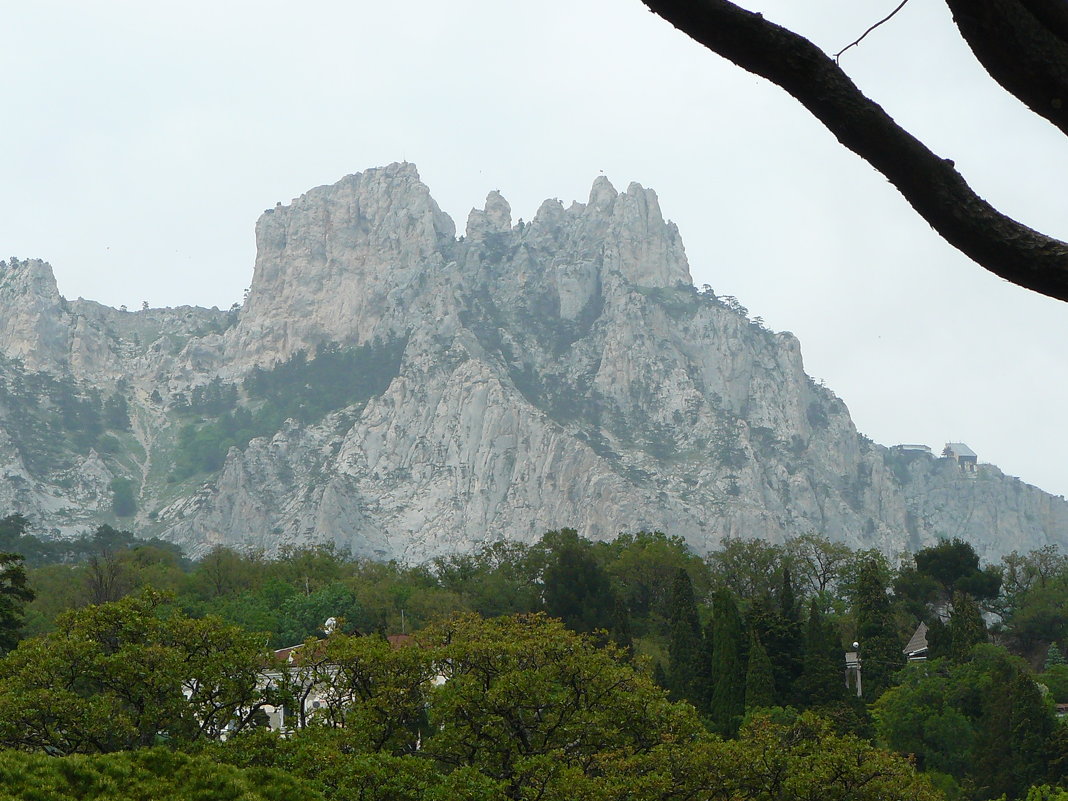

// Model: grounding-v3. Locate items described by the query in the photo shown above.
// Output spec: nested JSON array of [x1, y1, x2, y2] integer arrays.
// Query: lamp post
[[845, 640, 862, 697]]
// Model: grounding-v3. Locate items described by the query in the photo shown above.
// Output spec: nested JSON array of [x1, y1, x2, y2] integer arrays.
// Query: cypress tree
[[974, 667, 1054, 800], [708, 590, 746, 737], [610, 595, 634, 658], [1008, 672, 1054, 793], [797, 597, 843, 706], [851, 557, 900, 697], [666, 569, 705, 707], [747, 572, 804, 706], [775, 566, 805, 701], [744, 629, 776, 711], [947, 591, 986, 661]]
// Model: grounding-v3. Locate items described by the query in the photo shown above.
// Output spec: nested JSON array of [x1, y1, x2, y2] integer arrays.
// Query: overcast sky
[[5, 1, 1068, 501]]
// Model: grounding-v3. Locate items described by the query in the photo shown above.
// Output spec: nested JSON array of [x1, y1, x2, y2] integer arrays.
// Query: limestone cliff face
[[0, 258, 72, 373], [2, 166, 1066, 561], [224, 162, 455, 369]]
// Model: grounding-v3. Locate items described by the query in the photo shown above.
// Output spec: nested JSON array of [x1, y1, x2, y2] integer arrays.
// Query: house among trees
[[261, 630, 432, 733], [903, 622, 929, 662], [943, 443, 978, 472]]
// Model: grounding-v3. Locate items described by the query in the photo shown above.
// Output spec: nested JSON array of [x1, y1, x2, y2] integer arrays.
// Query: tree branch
[[945, 0, 1068, 136], [834, 0, 912, 63], [641, 0, 1068, 302]]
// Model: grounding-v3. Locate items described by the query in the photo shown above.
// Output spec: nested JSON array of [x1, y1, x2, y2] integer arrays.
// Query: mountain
[[1, 163, 1065, 562]]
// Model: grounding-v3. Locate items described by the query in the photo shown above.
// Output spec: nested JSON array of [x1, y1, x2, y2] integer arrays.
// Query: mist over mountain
[[1, 163, 1064, 561]]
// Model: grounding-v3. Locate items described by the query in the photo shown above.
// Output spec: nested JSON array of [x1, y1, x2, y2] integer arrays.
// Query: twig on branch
[[833, 0, 912, 62]]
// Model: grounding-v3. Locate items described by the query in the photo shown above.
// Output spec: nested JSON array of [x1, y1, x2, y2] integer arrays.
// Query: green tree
[[947, 591, 987, 660], [974, 668, 1056, 800], [190, 545, 262, 600], [797, 597, 843, 707], [275, 632, 435, 748], [872, 660, 977, 778], [599, 711, 941, 801], [0, 748, 323, 801], [666, 568, 706, 706], [744, 629, 775, 710], [0, 552, 33, 653], [541, 529, 618, 636], [706, 536, 786, 601], [433, 539, 544, 618], [0, 514, 31, 552], [275, 582, 362, 646], [0, 589, 277, 753], [875, 645, 1059, 793], [207, 729, 502, 801], [774, 566, 805, 700], [1038, 664, 1068, 703], [110, 478, 137, 517], [605, 531, 710, 635], [851, 557, 901, 697], [747, 576, 804, 707], [708, 590, 746, 737], [420, 613, 702, 799], [785, 533, 854, 610], [1045, 642, 1067, 669]]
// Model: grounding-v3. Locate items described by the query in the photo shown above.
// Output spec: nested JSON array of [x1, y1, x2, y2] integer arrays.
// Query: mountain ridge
[[0, 164, 1064, 562]]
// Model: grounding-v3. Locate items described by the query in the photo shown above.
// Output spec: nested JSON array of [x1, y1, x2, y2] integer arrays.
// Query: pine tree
[[666, 569, 705, 707], [708, 590, 746, 737], [744, 629, 776, 711]]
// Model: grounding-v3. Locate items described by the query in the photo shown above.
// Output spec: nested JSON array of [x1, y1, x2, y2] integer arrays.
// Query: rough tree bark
[[641, 0, 1068, 302], [945, 0, 1068, 136]]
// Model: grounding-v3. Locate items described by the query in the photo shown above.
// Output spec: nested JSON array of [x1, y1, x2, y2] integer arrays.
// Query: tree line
[[2, 518, 1068, 798]]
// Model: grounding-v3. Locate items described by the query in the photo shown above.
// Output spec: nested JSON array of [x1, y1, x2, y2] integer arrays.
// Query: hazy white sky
[[5, 1, 1068, 501]]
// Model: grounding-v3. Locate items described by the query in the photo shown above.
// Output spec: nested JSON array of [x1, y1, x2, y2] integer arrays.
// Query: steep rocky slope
[[1, 163, 1065, 562]]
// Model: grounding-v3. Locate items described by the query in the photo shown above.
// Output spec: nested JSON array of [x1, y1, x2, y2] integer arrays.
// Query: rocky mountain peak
[[588, 175, 618, 212], [0, 257, 69, 371], [227, 163, 456, 367], [465, 191, 512, 239]]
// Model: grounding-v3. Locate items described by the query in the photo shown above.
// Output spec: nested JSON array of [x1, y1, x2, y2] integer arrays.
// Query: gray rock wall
[[1, 166, 1065, 562]]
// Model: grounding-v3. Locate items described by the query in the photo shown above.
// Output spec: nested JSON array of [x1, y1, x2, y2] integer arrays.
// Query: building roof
[[945, 442, 977, 458], [903, 622, 929, 657]]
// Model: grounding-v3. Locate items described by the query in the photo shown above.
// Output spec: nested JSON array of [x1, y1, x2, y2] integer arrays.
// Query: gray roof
[[903, 622, 929, 656], [945, 442, 977, 458]]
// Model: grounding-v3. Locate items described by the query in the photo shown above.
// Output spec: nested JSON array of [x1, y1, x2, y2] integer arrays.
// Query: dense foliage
[[2, 522, 1068, 799]]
